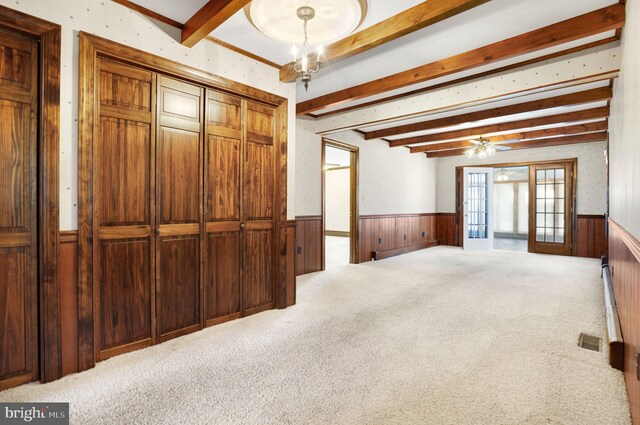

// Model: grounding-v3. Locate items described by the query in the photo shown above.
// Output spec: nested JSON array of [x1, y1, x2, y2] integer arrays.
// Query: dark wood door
[[0, 28, 38, 390], [529, 161, 575, 256], [204, 90, 242, 326], [155, 76, 204, 342], [94, 59, 155, 360], [243, 101, 276, 315]]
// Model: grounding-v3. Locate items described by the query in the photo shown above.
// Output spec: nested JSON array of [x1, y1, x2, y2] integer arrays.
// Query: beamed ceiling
[[113, 0, 626, 156]]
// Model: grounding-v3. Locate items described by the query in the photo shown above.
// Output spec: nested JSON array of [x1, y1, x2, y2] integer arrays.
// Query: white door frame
[[463, 167, 494, 250]]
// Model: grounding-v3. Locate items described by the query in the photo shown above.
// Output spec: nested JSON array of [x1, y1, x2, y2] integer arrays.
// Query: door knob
[[240, 223, 245, 230]]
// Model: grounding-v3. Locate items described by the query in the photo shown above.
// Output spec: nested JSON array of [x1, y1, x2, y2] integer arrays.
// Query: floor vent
[[579, 333, 602, 352]]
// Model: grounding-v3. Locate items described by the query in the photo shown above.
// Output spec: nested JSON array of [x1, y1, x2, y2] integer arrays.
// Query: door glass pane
[[467, 172, 488, 239], [535, 167, 566, 245]]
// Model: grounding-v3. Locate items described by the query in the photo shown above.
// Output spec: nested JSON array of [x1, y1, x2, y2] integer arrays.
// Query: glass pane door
[[463, 167, 494, 250], [529, 162, 573, 256]]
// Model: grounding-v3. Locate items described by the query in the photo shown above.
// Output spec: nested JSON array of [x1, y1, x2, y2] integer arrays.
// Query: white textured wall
[[0, 0, 296, 228], [325, 168, 350, 232], [435, 142, 608, 214], [296, 119, 437, 216], [610, 0, 640, 238]]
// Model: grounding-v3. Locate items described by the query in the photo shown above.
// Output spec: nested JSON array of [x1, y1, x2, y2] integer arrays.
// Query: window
[[467, 172, 488, 239]]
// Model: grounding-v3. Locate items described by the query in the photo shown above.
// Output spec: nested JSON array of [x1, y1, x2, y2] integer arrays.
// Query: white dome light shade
[[246, 0, 367, 45]]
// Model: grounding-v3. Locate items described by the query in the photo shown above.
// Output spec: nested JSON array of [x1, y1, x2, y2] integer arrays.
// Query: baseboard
[[373, 240, 438, 260], [325, 230, 349, 237]]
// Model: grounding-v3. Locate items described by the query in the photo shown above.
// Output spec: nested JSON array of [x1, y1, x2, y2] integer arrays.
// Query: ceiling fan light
[[487, 147, 496, 156], [478, 149, 488, 159]]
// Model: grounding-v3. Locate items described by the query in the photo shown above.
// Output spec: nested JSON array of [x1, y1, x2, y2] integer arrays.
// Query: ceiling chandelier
[[291, 7, 323, 91], [496, 168, 510, 181], [464, 137, 511, 158]]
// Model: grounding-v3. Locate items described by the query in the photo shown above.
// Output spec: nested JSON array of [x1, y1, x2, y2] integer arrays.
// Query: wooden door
[[0, 28, 38, 390], [155, 76, 204, 342], [529, 161, 575, 256], [94, 59, 156, 360], [243, 101, 276, 315], [204, 90, 242, 326]]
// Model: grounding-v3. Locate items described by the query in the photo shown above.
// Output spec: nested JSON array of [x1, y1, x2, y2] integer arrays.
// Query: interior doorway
[[457, 159, 577, 255], [493, 166, 529, 252], [322, 139, 359, 269]]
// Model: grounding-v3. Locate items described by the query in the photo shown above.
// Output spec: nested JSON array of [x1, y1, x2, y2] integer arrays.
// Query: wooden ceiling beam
[[389, 106, 610, 147], [181, 0, 251, 47], [409, 121, 608, 153], [296, 4, 625, 115], [425, 132, 608, 158], [364, 86, 612, 140], [311, 37, 619, 119], [279, 0, 490, 83]]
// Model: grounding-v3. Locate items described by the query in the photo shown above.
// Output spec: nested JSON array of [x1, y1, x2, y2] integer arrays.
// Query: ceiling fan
[[464, 137, 512, 158]]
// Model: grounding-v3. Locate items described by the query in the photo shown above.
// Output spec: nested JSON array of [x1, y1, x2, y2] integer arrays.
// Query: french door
[[528, 161, 574, 255], [463, 168, 494, 250]]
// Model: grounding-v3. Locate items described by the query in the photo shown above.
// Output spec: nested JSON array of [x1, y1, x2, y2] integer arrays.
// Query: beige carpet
[[0, 247, 630, 424]]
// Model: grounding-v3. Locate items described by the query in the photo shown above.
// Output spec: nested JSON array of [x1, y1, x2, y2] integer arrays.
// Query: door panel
[[95, 58, 155, 360], [98, 239, 152, 357], [155, 76, 203, 341], [0, 28, 38, 389], [243, 101, 276, 314], [205, 233, 241, 324], [244, 230, 274, 312], [529, 162, 574, 255], [158, 237, 200, 340], [463, 168, 494, 250], [204, 90, 243, 325]]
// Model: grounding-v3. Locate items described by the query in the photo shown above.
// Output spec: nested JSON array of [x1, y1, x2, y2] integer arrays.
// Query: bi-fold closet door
[[94, 58, 276, 361]]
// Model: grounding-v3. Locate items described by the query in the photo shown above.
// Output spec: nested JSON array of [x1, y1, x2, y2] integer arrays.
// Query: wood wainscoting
[[295, 216, 323, 276], [609, 220, 640, 424], [359, 214, 438, 262], [286, 221, 297, 305], [577, 214, 607, 258], [59, 231, 79, 377], [435, 213, 458, 247]]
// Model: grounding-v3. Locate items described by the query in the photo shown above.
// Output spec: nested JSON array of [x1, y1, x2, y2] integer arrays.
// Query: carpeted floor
[[0, 247, 630, 424]]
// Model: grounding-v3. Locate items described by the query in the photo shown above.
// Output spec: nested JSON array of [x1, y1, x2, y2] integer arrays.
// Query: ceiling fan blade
[[495, 146, 512, 151], [469, 139, 482, 145]]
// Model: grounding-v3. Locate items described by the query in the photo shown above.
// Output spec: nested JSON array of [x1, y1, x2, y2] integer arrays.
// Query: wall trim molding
[[59, 230, 78, 243], [295, 215, 322, 221], [359, 212, 438, 219], [610, 219, 640, 264], [325, 230, 349, 237]]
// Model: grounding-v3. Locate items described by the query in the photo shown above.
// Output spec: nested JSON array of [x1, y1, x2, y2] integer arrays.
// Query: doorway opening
[[493, 166, 529, 252], [322, 139, 359, 269], [457, 159, 577, 255]]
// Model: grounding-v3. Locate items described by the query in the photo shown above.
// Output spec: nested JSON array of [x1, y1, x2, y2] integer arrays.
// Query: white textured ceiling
[[127, 0, 618, 113]]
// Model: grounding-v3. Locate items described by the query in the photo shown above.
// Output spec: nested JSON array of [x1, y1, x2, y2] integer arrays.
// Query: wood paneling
[[59, 231, 78, 376], [295, 216, 323, 276], [435, 213, 458, 247], [577, 215, 607, 258], [0, 26, 38, 391], [286, 221, 296, 306], [205, 233, 241, 325], [609, 220, 640, 425], [359, 214, 438, 262]]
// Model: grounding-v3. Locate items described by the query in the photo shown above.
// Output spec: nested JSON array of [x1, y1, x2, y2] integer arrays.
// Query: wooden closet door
[[243, 101, 276, 315], [156, 76, 204, 342], [204, 90, 242, 326], [95, 59, 155, 360], [0, 28, 38, 390]]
